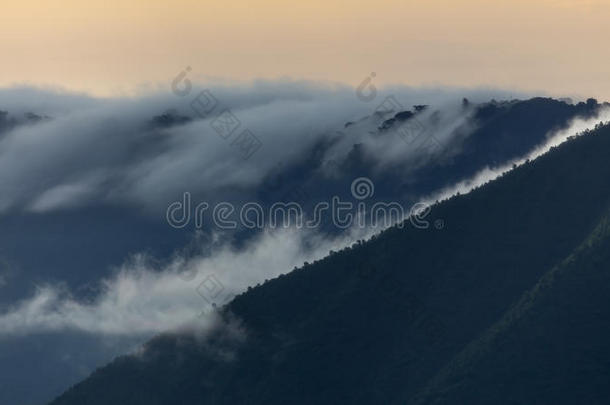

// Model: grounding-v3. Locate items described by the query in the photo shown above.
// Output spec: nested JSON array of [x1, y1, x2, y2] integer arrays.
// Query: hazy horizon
[[3, 0, 610, 99]]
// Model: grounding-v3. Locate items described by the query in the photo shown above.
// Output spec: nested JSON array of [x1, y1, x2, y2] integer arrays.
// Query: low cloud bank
[[0, 82, 520, 214], [0, 80, 533, 337], [0, 226, 372, 336]]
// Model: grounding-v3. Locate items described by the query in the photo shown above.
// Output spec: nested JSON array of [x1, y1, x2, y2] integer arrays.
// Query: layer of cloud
[[1, 88, 604, 338], [0, 82, 521, 215], [0, 81, 529, 338], [0, 226, 372, 336]]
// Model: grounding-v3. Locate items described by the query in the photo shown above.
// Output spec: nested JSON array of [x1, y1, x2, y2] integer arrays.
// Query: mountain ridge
[[49, 120, 610, 404]]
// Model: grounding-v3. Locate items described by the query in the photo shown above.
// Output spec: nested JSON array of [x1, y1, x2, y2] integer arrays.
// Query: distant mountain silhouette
[[49, 120, 610, 403]]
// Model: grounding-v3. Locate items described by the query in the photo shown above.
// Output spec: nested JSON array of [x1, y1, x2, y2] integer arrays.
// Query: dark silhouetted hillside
[[4, 97, 602, 405], [49, 121, 610, 404]]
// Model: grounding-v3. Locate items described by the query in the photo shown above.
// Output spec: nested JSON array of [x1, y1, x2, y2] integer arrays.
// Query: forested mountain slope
[[50, 123, 610, 404]]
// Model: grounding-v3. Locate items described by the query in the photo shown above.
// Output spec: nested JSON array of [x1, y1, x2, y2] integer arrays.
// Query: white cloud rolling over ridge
[[421, 106, 610, 204], [0, 82, 519, 214], [0, 227, 372, 336], [0, 81, 607, 338]]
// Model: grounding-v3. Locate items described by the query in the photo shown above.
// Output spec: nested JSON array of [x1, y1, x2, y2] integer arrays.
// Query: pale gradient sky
[[2, 0, 609, 99]]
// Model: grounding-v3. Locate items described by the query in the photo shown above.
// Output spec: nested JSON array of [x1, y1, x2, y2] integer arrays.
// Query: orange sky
[[1, 0, 609, 99]]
